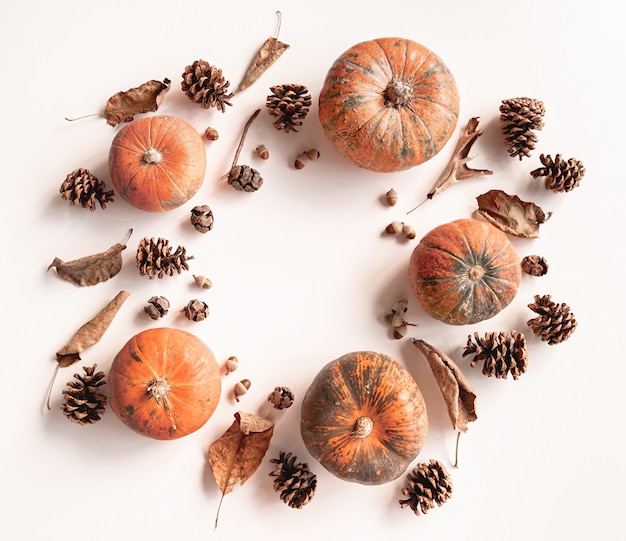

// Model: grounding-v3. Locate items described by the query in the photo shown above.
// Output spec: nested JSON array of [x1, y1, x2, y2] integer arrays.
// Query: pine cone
[[399, 459, 452, 516], [527, 294, 577, 345], [181, 59, 234, 112], [144, 296, 170, 320], [269, 452, 317, 509], [190, 205, 214, 233], [226, 165, 263, 192], [60, 168, 114, 211], [268, 386, 295, 410], [266, 84, 312, 133], [61, 364, 107, 425], [463, 331, 529, 380], [530, 153, 585, 193], [182, 299, 209, 322], [499, 97, 545, 160], [521, 255, 549, 277], [136, 237, 194, 279]]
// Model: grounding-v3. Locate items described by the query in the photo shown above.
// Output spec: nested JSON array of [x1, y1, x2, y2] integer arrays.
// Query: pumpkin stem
[[384, 79, 413, 108], [147, 376, 178, 431], [351, 416, 374, 439], [142, 147, 163, 165], [468, 265, 485, 281]]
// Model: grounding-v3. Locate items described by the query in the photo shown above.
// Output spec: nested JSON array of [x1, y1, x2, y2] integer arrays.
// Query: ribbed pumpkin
[[318, 37, 459, 173], [108, 328, 221, 440], [300, 351, 428, 485], [108, 115, 206, 212], [409, 218, 521, 325]]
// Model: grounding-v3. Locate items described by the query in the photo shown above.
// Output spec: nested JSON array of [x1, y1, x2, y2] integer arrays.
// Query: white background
[[2, 1, 624, 540]]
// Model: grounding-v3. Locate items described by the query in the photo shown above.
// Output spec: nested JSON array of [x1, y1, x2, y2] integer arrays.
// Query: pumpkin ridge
[[150, 161, 188, 203], [335, 58, 390, 89]]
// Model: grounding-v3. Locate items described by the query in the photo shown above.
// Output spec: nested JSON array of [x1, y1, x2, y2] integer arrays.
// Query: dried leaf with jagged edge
[[411, 338, 477, 467], [209, 411, 274, 529], [47, 229, 132, 286], [46, 290, 130, 410], [65, 79, 171, 126], [476, 189, 551, 238], [238, 11, 289, 91], [407, 117, 492, 213]]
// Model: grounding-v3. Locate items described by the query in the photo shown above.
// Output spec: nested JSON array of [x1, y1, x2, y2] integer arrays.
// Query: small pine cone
[[136, 237, 194, 279], [60, 168, 114, 211], [269, 452, 317, 509], [499, 97, 545, 160], [61, 364, 107, 425], [268, 386, 295, 410], [226, 164, 263, 192], [181, 59, 234, 112], [182, 299, 209, 321], [144, 296, 170, 320], [399, 459, 452, 516], [521, 255, 549, 277], [190, 205, 214, 233], [463, 331, 529, 380], [527, 294, 577, 345], [530, 153, 585, 193], [266, 84, 312, 133]]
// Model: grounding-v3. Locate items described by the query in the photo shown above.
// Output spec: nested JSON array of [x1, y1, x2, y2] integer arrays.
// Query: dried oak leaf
[[209, 411, 274, 529], [48, 230, 131, 286], [238, 12, 289, 91], [476, 189, 551, 238], [47, 290, 130, 409]]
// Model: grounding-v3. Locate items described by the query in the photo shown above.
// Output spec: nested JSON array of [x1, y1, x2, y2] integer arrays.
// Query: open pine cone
[[399, 459, 453, 516], [266, 84, 312, 133], [269, 451, 317, 509], [530, 153, 586, 193], [499, 97, 545, 160], [527, 294, 577, 345], [60, 168, 114, 211], [181, 59, 234, 112], [463, 330, 529, 379], [61, 364, 107, 425], [136, 237, 194, 279]]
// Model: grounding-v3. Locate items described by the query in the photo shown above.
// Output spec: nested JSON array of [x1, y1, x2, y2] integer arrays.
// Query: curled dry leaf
[[238, 11, 289, 91], [65, 79, 171, 126], [48, 229, 132, 287], [408, 117, 492, 213], [209, 411, 274, 529], [47, 289, 130, 409], [476, 189, 551, 238], [411, 338, 477, 467]]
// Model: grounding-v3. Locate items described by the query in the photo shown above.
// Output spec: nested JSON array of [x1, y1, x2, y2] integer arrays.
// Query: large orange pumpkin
[[108, 327, 221, 440], [409, 218, 521, 325], [300, 351, 428, 485], [108, 115, 206, 212], [318, 37, 460, 173]]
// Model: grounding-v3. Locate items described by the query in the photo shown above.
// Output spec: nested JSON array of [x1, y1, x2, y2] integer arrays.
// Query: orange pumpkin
[[300, 351, 428, 485], [108, 327, 221, 440], [108, 115, 206, 212], [409, 218, 521, 325], [318, 37, 460, 173]]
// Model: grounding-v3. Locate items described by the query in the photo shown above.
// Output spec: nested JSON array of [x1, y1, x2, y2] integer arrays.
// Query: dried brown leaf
[[103, 79, 171, 126], [56, 290, 131, 367], [48, 230, 131, 286], [209, 411, 274, 528], [408, 117, 492, 213], [476, 189, 551, 238], [411, 338, 477, 433], [238, 13, 289, 91]]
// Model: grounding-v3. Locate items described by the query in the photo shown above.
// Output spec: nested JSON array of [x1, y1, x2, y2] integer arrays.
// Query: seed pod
[[385, 221, 404, 235], [205, 127, 219, 141], [193, 274, 213, 289], [294, 148, 320, 169], [402, 223, 416, 239], [385, 188, 398, 206], [234, 379, 251, 401], [224, 356, 239, 374], [256, 144, 270, 160]]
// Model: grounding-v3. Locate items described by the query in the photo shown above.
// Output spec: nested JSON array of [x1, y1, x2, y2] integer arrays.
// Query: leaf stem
[[231, 109, 260, 169], [274, 11, 282, 38], [45, 363, 60, 411], [454, 430, 461, 468], [64, 112, 105, 122]]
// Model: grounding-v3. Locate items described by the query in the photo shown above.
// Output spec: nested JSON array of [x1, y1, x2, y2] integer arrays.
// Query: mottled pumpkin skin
[[318, 37, 460, 173], [108, 115, 206, 212], [300, 351, 428, 485], [409, 219, 521, 325], [109, 328, 221, 440]]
